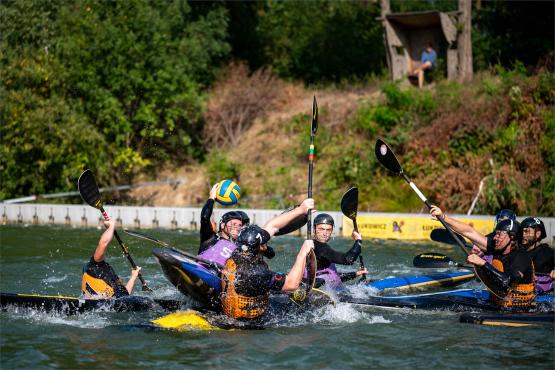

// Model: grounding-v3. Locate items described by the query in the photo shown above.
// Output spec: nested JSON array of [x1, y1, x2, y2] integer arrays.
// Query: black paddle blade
[[311, 96, 318, 135], [375, 138, 402, 174], [413, 253, 459, 268], [340, 187, 359, 220], [430, 228, 470, 248], [78, 169, 102, 209]]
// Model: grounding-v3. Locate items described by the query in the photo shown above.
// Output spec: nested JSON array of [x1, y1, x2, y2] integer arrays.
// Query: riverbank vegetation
[[1, 0, 553, 216]]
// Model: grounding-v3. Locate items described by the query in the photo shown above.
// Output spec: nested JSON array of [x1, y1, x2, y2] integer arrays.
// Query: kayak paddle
[[374, 139, 470, 257], [430, 228, 471, 249], [374, 139, 504, 298], [340, 187, 359, 231], [123, 229, 223, 271], [78, 169, 152, 292], [413, 252, 469, 269], [340, 187, 366, 281], [293, 97, 318, 303], [358, 256, 367, 282]]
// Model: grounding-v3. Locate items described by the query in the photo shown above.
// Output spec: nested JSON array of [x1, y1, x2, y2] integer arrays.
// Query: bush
[[204, 150, 239, 185], [0, 0, 230, 199], [256, 1, 384, 83], [203, 61, 281, 147], [534, 72, 555, 105]]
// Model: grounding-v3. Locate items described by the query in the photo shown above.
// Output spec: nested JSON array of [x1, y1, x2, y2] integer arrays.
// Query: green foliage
[[257, 1, 384, 83], [480, 75, 503, 96], [0, 90, 108, 199], [353, 82, 435, 150], [204, 151, 239, 185], [448, 127, 494, 156], [286, 111, 333, 162], [483, 173, 520, 214], [472, 1, 554, 71], [363, 175, 424, 212], [321, 142, 374, 192], [534, 72, 555, 106], [542, 109, 555, 169], [382, 82, 436, 116], [0, 0, 230, 199]]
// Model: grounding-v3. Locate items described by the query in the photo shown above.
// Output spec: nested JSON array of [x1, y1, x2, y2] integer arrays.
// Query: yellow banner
[[343, 215, 494, 241]]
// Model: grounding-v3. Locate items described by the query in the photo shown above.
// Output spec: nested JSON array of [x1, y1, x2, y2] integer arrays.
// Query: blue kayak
[[152, 247, 221, 310], [153, 248, 554, 313], [366, 271, 476, 292], [340, 288, 555, 312]]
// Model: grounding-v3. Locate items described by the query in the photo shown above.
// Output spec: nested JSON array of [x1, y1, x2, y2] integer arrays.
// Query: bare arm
[[430, 205, 488, 250], [281, 240, 313, 292], [264, 198, 314, 237], [93, 220, 116, 262], [125, 267, 141, 294]]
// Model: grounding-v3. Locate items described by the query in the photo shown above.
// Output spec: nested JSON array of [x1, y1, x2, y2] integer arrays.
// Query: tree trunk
[[458, 0, 473, 81], [380, 0, 392, 79]]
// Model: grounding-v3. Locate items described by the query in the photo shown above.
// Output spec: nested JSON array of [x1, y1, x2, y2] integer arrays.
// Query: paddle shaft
[[307, 134, 315, 240], [123, 229, 223, 271], [98, 206, 151, 291], [304, 129, 316, 295], [304, 97, 318, 296], [430, 228, 471, 249], [399, 173, 470, 257], [358, 255, 367, 281]]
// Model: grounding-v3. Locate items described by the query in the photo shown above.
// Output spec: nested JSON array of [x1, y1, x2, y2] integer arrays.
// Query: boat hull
[[366, 271, 475, 292], [152, 247, 221, 310], [1, 292, 183, 315], [340, 289, 555, 313]]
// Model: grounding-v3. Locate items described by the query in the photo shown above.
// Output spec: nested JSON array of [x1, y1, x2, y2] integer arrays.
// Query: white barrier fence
[[1, 203, 553, 244], [0, 203, 342, 237]]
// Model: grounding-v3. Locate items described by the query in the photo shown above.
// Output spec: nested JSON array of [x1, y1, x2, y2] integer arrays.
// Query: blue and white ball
[[215, 179, 241, 205]]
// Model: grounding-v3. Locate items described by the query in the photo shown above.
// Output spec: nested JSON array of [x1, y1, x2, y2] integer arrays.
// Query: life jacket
[[198, 238, 236, 266], [81, 259, 129, 298], [82, 272, 115, 298], [315, 264, 342, 290], [490, 258, 536, 309], [221, 257, 269, 319]]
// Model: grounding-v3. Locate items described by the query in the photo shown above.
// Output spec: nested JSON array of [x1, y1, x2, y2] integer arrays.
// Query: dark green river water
[[1, 225, 553, 369]]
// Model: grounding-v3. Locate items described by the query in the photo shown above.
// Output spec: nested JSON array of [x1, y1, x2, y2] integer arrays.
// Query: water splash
[[43, 275, 68, 284]]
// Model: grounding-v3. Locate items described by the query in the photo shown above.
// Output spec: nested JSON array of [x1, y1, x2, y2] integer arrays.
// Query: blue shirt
[[421, 49, 437, 67]]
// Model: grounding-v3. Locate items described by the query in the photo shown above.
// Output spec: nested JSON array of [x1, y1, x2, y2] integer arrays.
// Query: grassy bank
[[132, 64, 554, 217]]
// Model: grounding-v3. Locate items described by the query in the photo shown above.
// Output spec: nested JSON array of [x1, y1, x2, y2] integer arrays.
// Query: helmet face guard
[[520, 217, 547, 245], [219, 211, 244, 241], [220, 211, 248, 231], [494, 219, 521, 251], [236, 211, 250, 227]]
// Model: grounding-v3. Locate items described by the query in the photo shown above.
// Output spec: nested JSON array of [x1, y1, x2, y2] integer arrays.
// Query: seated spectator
[[410, 43, 437, 88]]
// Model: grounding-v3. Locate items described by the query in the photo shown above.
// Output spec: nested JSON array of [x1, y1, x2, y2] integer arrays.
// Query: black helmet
[[495, 219, 521, 239], [236, 211, 250, 226], [520, 217, 547, 240], [236, 225, 271, 255], [313, 213, 335, 228], [495, 209, 516, 224], [220, 211, 243, 225]]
